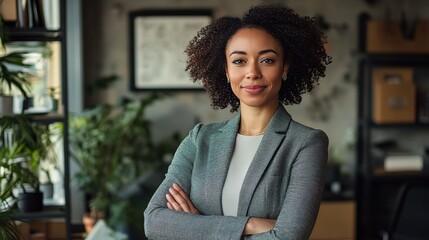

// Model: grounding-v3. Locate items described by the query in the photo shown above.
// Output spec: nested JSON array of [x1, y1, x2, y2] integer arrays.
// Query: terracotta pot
[[82, 212, 98, 234]]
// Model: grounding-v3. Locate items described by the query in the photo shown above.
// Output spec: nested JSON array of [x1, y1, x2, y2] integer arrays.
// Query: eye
[[261, 58, 274, 64], [232, 59, 245, 65]]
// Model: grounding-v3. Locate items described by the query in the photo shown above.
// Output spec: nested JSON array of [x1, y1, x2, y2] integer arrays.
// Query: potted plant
[[69, 93, 181, 238], [0, 51, 32, 115], [38, 122, 61, 200], [0, 17, 33, 116], [47, 87, 60, 113], [0, 115, 54, 212]]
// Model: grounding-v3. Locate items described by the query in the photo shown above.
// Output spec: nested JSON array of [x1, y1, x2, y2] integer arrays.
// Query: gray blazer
[[144, 105, 329, 240]]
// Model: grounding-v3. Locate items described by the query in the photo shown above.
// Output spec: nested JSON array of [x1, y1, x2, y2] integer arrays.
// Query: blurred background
[[2, 0, 429, 239]]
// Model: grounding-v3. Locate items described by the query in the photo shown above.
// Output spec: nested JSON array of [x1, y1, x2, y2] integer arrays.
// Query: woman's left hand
[[166, 183, 200, 214]]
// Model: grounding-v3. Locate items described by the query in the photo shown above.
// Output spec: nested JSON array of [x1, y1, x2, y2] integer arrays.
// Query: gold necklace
[[238, 128, 266, 136]]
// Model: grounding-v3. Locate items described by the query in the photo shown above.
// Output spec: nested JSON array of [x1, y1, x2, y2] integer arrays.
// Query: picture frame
[[129, 9, 212, 91]]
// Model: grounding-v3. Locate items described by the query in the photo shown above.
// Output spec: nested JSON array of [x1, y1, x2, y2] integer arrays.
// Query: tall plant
[[69, 94, 166, 233], [0, 115, 55, 191]]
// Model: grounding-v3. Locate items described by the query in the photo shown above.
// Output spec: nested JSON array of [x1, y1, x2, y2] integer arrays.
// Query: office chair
[[383, 182, 429, 240]]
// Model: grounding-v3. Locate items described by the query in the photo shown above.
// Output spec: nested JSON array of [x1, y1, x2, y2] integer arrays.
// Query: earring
[[282, 75, 288, 81], [226, 76, 230, 83]]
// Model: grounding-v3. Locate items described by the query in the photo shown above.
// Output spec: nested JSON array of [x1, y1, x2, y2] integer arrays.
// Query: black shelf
[[4, 28, 63, 42], [16, 208, 66, 221], [356, 14, 429, 240], [30, 113, 66, 125], [2, 0, 71, 239]]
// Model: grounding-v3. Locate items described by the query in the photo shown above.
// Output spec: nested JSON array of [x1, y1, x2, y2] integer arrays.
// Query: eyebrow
[[229, 49, 279, 57]]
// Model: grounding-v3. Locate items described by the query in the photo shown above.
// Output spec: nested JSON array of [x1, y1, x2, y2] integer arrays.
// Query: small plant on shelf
[[0, 16, 35, 116], [0, 114, 57, 212]]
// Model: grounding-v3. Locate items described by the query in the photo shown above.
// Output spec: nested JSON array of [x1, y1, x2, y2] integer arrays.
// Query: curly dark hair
[[185, 5, 331, 112]]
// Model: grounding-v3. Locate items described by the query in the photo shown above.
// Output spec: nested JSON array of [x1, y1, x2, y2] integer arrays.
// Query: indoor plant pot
[[17, 191, 43, 212], [40, 182, 54, 199]]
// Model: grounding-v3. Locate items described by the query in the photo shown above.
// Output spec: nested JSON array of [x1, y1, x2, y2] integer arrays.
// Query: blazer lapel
[[237, 106, 292, 216], [205, 113, 240, 215]]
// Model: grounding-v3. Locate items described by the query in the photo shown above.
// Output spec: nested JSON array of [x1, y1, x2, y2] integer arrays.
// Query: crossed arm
[[166, 182, 276, 235], [144, 124, 328, 239]]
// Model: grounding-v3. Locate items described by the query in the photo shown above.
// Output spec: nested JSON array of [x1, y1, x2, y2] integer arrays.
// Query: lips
[[242, 85, 266, 94]]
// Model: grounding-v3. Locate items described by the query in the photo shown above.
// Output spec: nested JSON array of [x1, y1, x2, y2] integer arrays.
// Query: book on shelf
[[42, 0, 60, 30], [30, 0, 46, 28], [383, 153, 424, 172], [6, 0, 48, 29]]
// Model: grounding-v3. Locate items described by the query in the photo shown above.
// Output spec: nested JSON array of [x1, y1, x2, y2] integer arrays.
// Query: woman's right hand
[[243, 218, 276, 235], [166, 183, 200, 214]]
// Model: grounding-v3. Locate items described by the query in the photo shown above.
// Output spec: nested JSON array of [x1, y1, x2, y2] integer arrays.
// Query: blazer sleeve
[[144, 124, 249, 240], [246, 129, 329, 240]]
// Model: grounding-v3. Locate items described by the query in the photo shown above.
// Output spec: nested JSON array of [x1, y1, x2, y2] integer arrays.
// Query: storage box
[[16, 221, 31, 240], [18, 219, 66, 240], [367, 20, 429, 54], [373, 68, 416, 123], [45, 219, 67, 239]]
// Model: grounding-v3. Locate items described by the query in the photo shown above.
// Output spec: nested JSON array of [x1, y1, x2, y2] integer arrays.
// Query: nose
[[245, 61, 262, 80]]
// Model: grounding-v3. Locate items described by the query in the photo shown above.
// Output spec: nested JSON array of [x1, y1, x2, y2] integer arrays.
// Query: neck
[[239, 103, 279, 136]]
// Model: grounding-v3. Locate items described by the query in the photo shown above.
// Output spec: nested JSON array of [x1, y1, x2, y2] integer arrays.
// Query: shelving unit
[[356, 14, 429, 239], [2, 0, 71, 239]]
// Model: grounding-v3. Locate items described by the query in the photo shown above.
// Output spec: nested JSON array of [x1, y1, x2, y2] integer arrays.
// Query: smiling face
[[225, 27, 288, 110]]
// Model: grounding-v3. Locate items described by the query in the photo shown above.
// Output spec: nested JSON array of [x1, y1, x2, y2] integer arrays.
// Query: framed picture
[[129, 9, 212, 91]]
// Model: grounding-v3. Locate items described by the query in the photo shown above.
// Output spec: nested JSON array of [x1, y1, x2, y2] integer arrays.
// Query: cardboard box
[[18, 219, 66, 240], [46, 219, 67, 239], [16, 221, 30, 240], [367, 20, 429, 54], [373, 68, 416, 123]]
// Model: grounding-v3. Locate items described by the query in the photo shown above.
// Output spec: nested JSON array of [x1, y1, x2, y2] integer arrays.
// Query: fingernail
[[173, 183, 178, 188]]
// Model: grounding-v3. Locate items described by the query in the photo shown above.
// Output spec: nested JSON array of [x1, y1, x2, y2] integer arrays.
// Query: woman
[[144, 5, 331, 239]]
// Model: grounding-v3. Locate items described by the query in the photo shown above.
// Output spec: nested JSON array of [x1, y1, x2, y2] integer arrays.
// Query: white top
[[221, 134, 263, 216]]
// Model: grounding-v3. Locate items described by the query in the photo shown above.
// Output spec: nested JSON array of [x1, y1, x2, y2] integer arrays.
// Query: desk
[[310, 200, 356, 240]]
